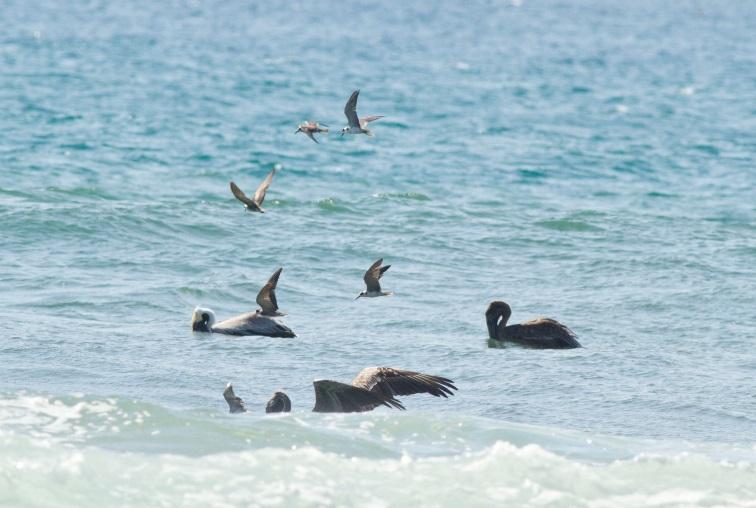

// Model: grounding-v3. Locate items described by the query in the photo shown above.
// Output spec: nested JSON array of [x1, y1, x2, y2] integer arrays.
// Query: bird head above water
[[485, 301, 512, 339], [265, 391, 292, 413], [191, 307, 217, 332], [341, 126, 348, 136]]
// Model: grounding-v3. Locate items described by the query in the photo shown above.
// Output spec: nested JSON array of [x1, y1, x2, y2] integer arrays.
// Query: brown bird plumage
[[485, 301, 581, 349], [295, 121, 329, 143], [230, 167, 276, 213], [313, 367, 457, 413], [256, 267, 284, 316]]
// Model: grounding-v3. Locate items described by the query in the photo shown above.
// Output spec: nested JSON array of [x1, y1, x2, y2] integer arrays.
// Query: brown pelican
[[223, 383, 246, 413], [295, 121, 328, 143], [265, 391, 292, 413], [226, 368, 457, 414], [341, 90, 384, 137], [312, 367, 456, 413], [229, 167, 276, 213], [485, 301, 581, 349], [356, 258, 393, 299], [191, 268, 295, 337]]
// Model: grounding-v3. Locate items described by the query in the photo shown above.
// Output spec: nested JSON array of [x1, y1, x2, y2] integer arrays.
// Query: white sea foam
[[1, 394, 755, 507]]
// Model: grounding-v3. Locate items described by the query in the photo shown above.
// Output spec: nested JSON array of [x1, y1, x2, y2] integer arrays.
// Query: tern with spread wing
[[341, 90, 384, 137], [356, 258, 392, 299], [229, 167, 276, 213]]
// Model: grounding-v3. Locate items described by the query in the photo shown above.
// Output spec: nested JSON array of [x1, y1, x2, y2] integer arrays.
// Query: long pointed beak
[[340, 132, 344, 137], [485, 312, 499, 339], [354, 294, 361, 300]]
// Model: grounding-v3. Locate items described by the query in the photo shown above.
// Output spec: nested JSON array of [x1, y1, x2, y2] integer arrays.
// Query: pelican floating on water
[[312, 367, 456, 413], [356, 258, 393, 299], [230, 167, 276, 213], [341, 90, 384, 137], [265, 391, 292, 413], [485, 301, 581, 349], [225, 368, 457, 414], [191, 268, 295, 337], [295, 121, 328, 143]]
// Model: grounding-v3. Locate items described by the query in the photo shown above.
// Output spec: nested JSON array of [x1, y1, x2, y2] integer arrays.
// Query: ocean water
[[1, 0, 755, 506]]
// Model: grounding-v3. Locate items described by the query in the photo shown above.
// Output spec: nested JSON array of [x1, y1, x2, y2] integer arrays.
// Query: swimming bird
[[223, 383, 246, 413], [229, 167, 276, 213], [312, 367, 457, 413], [295, 121, 328, 143], [485, 301, 581, 349], [225, 368, 457, 414], [356, 258, 392, 299], [191, 268, 295, 337], [341, 89, 384, 137], [265, 391, 292, 413]]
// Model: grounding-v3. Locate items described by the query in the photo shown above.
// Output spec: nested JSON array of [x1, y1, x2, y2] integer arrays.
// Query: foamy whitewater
[[2, 1, 755, 506]]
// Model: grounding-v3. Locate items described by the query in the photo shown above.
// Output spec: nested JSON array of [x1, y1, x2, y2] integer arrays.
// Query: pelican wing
[[344, 89, 361, 128], [509, 318, 581, 348], [352, 367, 458, 399], [256, 267, 282, 315], [223, 384, 246, 413], [363, 258, 390, 293], [253, 168, 276, 206], [213, 312, 295, 338], [359, 115, 384, 128], [312, 380, 404, 413], [230, 181, 258, 208]]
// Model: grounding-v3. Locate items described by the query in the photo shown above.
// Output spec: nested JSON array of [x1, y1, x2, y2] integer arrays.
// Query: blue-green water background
[[1, 1, 755, 505]]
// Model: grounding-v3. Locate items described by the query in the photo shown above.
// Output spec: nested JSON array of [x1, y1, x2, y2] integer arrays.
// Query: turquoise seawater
[[2, 1, 755, 506]]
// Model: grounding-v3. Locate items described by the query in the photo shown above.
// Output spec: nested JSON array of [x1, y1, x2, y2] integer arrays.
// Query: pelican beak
[[485, 309, 499, 339]]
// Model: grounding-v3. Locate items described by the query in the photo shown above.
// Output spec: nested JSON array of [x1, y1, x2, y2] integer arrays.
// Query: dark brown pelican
[[191, 268, 295, 337], [265, 391, 292, 413], [226, 368, 457, 414], [312, 367, 456, 413], [295, 121, 329, 143], [485, 301, 581, 349], [341, 90, 384, 137], [230, 167, 276, 213], [356, 258, 392, 299], [223, 383, 246, 413]]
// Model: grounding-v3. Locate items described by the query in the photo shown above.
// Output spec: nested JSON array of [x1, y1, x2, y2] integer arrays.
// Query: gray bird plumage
[[341, 90, 384, 136], [223, 383, 246, 413]]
